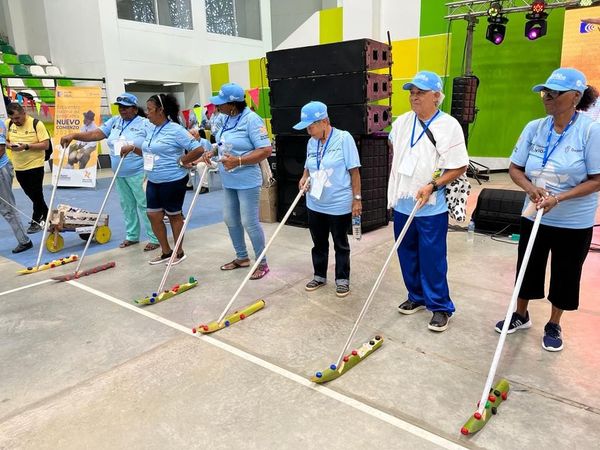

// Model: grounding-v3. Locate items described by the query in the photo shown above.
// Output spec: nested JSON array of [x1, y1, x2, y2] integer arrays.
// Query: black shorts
[[517, 217, 593, 311], [146, 175, 189, 215]]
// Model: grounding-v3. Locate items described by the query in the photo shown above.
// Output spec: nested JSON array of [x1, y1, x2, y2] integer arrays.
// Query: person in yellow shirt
[[5, 103, 50, 233]]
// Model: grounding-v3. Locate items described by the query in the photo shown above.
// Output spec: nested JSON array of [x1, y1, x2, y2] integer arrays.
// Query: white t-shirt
[[388, 110, 469, 216]]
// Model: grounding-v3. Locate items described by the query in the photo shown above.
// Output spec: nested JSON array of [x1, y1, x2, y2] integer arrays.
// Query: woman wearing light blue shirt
[[135, 93, 206, 266], [496, 68, 600, 352], [200, 82, 272, 280], [60, 93, 160, 252], [295, 101, 362, 298]]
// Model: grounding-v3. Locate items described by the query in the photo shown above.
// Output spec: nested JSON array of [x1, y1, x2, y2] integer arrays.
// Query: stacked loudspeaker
[[267, 38, 393, 231]]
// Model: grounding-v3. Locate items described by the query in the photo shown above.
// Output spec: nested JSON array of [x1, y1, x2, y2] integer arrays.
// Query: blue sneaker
[[495, 311, 531, 334], [542, 322, 563, 352]]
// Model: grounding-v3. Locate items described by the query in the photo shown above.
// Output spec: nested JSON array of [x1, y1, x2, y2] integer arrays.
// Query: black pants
[[308, 209, 351, 286], [517, 217, 592, 311], [15, 167, 48, 222]]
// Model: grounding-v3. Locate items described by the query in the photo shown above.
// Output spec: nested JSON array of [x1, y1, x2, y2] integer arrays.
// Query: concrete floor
[[1, 173, 599, 450]]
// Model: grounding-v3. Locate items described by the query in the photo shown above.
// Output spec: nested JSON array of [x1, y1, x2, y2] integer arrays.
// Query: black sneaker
[[26, 222, 43, 234], [12, 240, 33, 253], [398, 299, 426, 315], [495, 312, 531, 334], [335, 284, 350, 298], [428, 311, 450, 332], [305, 279, 325, 291], [149, 251, 173, 265], [542, 322, 563, 352]]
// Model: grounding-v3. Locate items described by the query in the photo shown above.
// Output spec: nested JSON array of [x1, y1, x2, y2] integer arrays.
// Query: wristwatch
[[24, 144, 30, 150], [429, 180, 438, 192], [353, 194, 362, 201]]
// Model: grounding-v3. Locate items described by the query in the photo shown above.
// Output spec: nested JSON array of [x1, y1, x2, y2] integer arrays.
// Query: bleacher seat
[[29, 65, 45, 76], [7, 78, 25, 88], [18, 54, 35, 65], [57, 79, 74, 86], [0, 44, 16, 54], [45, 66, 62, 76], [24, 78, 44, 88], [0, 64, 14, 76], [39, 88, 55, 104], [12, 64, 30, 76], [32, 55, 50, 66], [2, 53, 19, 65]]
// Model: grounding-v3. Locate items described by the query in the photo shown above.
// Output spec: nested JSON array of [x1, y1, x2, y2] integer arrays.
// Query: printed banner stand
[[52, 86, 102, 188]]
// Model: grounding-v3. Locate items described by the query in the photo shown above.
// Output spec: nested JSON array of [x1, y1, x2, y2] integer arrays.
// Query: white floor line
[[0, 278, 53, 297], [69, 280, 468, 450]]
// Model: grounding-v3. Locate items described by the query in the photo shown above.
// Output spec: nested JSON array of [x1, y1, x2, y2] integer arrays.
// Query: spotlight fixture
[[488, 1, 502, 17], [486, 15, 508, 45], [525, 1, 548, 41]]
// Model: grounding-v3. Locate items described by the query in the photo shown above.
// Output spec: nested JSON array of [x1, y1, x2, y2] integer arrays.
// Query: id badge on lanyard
[[143, 152, 155, 170], [309, 169, 328, 200], [112, 137, 127, 157]]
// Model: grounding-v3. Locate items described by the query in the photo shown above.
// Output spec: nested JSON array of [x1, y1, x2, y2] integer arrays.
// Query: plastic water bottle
[[467, 220, 475, 242], [352, 215, 362, 240]]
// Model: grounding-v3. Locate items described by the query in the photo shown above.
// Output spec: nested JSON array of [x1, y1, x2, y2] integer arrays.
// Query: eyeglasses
[[540, 89, 570, 99]]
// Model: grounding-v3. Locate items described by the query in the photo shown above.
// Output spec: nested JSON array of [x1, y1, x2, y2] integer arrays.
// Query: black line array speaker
[[266, 39, 392, 79], [451, 76, 479, 124], [275, 133, 390, 231], [269, 72, 392, 108], [472, 188, 526, 235], [271, 104, 391, 136]]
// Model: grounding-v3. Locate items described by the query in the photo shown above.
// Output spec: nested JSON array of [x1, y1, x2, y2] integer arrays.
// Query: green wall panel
[[319, 7, 343, 44], [249, 58, 269, 89], [447, 10, 564, 157], [210, 63, 229, 92], [420, 0, 450, 36]]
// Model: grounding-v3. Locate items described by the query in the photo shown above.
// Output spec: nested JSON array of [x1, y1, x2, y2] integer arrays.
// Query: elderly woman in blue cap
[[60, 93, 160, 252], [495, 68, 600, 352], [296, 101, 362, 298], [388, 71, 468, 332], [199, 82, 272, 279]]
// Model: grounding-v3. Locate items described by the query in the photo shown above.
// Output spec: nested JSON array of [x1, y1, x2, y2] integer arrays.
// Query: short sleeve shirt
[[304, 128, 361, 215], [511, 113, 600, 228], [142, 121, 202, 184], [216, 108, 271, 190], [389, 111, 469, 216], [99, 115, 148, 178]]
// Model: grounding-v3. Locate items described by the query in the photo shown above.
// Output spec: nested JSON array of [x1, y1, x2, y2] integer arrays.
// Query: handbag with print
[[419, 118, 471, 222]]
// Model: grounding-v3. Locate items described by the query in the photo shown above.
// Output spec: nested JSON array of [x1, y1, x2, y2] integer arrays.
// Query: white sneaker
[[167, 253, 187, 265]]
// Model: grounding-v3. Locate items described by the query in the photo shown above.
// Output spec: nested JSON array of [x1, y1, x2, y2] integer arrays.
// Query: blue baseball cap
[[292, 101, 328, 130], [114, 93, 137, 107], [532, 68, 587, 93], [210, 82, 245, 105], [402, 71, 443, 91]]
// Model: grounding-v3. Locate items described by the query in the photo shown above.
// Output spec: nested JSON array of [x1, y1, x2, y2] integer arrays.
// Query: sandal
[[119, 240, 139, 248], [143, 242, 160, 252], [250, 263, 270, 280], [220, 259, 251, 271]]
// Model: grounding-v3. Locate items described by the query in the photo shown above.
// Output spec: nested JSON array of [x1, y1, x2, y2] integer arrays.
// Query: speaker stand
[[467, 159, 490, 184]]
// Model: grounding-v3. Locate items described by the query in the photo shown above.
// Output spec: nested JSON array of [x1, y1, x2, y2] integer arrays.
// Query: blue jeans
[[222, 186, 266, 263], [394, 210, 455, 314]]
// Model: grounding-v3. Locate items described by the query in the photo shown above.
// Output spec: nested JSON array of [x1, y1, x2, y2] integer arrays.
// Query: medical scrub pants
[[115, 173, 158, 244], [393, 210, 455, 314]]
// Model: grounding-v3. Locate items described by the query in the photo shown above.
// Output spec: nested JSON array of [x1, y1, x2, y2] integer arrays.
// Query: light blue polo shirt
[[304, 128, 361, 215], [0, 121, 8, 169], [511, 113, 600, 229], [142, 121, 202, 184], [99, 115, 147, 178], [216, 108, 271, 190]]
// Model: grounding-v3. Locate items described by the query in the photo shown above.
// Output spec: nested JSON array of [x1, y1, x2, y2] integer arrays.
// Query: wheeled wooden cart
[[45, 204, 111, 252]]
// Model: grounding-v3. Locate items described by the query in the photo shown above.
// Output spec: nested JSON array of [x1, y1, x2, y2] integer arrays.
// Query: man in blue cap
[[295, 101, 362, 298], [387, 71, 469, 331]]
